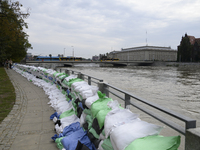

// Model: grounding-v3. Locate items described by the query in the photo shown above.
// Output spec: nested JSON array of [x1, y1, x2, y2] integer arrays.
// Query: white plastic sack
[[85, 93, 99, 109], [110, 119, 163, 150], [104, 108, 139, 138], [80, 111, 87, 127]]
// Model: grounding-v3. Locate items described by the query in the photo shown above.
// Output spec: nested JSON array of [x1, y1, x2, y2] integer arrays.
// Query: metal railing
[[61, 68, 196, 135]]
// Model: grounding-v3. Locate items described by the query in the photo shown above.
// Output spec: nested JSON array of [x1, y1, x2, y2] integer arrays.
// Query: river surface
[[62, 64, 200, 149]]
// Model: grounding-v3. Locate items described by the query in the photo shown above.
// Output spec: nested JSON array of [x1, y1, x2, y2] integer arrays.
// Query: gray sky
[[20, 0, 200, 59]]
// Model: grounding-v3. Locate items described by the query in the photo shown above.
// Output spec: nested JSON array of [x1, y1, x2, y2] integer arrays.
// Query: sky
[[19, 0, 200, 59]]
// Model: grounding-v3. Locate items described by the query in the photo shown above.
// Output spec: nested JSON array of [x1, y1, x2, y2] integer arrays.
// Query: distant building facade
[[92, 55, 99, 61], [26, 53, 34, 60], [177, 34, 200, 62], [108, 46, 177, 61]]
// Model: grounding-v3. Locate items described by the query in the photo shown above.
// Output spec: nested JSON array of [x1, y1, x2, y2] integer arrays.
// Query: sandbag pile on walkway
[[13, 64, 181, 150]]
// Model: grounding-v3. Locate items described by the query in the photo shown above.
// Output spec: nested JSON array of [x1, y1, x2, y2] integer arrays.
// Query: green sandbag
[[125, 135, 181, 150], [86, 114, 93, 130], [53, 71, 59, 77], [71, 99, 78, 113], [89, 127, 99, 139], [67, 78, 84, 87], [55, 137, 65, 149], [96, 108, 112, 129], [59, 108, 75, 119], [83, 109, 91, 115], [59, 74, 68, 80], [91, 97, 113, 118], [56, 73, 65, 79], [62, 79, 68, 87], [101, 138, 114, 150]]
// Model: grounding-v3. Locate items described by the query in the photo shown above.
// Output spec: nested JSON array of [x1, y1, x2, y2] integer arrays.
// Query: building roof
[[188, 35, 196, 45], [122, 46, 176, 51]]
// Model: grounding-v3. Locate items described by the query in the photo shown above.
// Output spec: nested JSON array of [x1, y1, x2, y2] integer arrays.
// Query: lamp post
[[64, 48, 65, 57], [71, 46, 74, 61]]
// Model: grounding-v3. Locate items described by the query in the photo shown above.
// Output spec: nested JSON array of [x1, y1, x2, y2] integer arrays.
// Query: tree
[[0, 0, 32, 64], [177, 34, 193, 62]]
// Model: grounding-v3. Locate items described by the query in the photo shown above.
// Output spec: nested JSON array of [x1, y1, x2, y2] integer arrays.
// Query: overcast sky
[[19, 0, 200, 59]]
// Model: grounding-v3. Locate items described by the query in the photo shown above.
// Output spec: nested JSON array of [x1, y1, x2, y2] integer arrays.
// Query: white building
[[108, 46, 177, 61]]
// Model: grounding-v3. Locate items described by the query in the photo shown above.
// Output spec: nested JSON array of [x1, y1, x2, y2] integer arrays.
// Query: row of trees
[[0, 0, 32, 64]]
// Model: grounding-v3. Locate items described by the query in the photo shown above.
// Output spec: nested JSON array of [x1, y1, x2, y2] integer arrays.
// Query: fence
[[57, 68, 199, 150]]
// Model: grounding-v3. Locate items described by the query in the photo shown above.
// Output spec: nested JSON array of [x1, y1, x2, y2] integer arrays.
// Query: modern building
[[108, 46, 177, 61]]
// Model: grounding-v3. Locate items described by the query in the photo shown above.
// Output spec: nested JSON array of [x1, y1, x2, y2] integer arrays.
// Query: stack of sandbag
[[13, 64, 181, 150]]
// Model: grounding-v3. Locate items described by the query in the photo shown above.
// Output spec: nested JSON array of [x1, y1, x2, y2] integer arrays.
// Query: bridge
[[25, 60, 155, 68]]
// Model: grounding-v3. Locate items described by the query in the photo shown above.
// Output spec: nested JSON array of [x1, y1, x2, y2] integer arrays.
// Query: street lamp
[[64, 48, 65, 57], [71, 46, 74, 61]]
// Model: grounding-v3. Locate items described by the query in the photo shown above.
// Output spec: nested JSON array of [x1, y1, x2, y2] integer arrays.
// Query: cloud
[[19, 0, 200, 58]]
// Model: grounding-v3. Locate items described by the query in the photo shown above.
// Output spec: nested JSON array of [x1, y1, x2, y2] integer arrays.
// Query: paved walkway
[[0, 68, 57, 150]]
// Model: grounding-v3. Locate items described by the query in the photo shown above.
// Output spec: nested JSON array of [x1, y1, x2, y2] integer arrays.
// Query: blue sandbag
[[61, 128, 96, 150], [59, 122, 81, 138], [50, 112, 58, 120]]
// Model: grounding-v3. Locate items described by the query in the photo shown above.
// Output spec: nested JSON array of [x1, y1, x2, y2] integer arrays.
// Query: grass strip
[[0, 67, 15, 123]]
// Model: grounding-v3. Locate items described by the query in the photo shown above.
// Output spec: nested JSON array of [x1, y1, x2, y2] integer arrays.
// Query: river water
[[62, 64, 200, 149]]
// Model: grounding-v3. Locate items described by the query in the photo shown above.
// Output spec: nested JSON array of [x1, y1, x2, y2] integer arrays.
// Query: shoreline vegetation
[[0, 67, 15, 123]]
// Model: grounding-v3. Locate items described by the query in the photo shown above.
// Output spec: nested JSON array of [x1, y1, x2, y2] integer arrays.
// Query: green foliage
[[0, 0, 32, 63], [177, 34, 194, 62]]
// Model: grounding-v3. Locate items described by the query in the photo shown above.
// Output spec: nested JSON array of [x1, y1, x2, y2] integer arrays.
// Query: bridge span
[[26, 60, 155, 68]]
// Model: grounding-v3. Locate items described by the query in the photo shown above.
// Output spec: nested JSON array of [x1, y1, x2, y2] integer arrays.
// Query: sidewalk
[[0, 68, 57, 150]]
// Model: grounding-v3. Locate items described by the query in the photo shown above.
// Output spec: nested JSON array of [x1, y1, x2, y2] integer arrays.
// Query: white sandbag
[[80, 111, 87, 127], [74, 84, 91, 92], [104, 108, 139, 138], [98, 140, 104, 150], [72, 81, 88, 90], [64, 75, 77, 82], [55, 101, 70, 110], [57, 103, 73, 115], [80, 90, 94, 99], [80, 86, 98, 99], [85, 93, 99, 109], [110, 119, 163, 150], [107, 100, 120, 109]]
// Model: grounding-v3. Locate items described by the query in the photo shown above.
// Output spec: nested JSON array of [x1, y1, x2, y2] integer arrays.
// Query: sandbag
[[61, 128, 96, 150], [104, 108, 139, 138], [125, 135, 181, 150], [59, 108, 75, 119], [96, 108, 112, 130], [91, 97, 113, 118], [55, 137, 65, 150], [101, 138, 114, 150], [85, 93, 99, 109], [110, 119, 163, 150]]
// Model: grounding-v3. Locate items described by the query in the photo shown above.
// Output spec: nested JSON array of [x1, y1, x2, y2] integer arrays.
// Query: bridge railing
[[60, 68, 196, 136]]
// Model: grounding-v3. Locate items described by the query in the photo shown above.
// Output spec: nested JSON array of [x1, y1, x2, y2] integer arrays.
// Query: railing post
[[125, 94, 131, 109], [65, 70, 70, 75], [98, 81, 109, 97], [88, 76, 91, 85], [78, 72, 84, 80], [185, 128, 200, 150], [186, 120, 196, 130]]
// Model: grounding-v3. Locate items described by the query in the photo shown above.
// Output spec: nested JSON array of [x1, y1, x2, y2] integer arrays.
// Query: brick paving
[[0, 68, 57, 150]]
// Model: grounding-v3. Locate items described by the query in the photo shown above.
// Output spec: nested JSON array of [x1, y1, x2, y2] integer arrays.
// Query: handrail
[[61, 68, 196, 135]]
